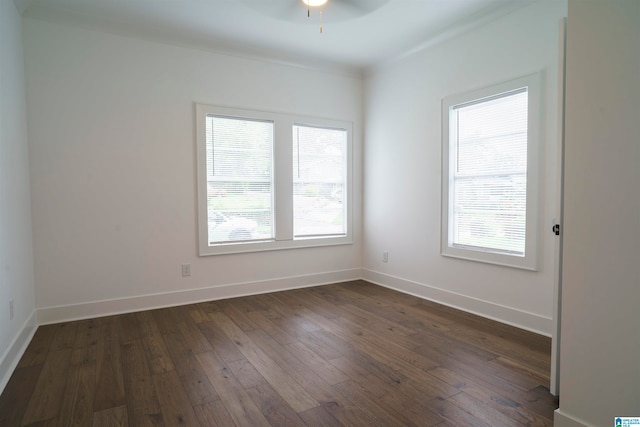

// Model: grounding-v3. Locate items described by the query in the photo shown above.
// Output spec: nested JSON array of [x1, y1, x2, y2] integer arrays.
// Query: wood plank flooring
[[0, 280, 558, 426]]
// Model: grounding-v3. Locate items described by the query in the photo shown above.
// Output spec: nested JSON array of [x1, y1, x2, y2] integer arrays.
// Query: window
[[206, 115, 274, 244], [293, 125, 347, 238], [196, 104, 352, 256], [441, 74, 540, 270]]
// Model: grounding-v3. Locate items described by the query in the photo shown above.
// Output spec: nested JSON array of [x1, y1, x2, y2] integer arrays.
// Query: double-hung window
[[293, 124, 347, 238], [196, 104, 352, 256], [441, 74, 540, 270]]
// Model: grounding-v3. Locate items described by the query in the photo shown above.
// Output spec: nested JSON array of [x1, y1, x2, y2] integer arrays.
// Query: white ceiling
[[17, 0, 535, 75]]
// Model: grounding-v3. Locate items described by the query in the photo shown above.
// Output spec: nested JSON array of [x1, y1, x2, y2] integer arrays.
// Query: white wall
[[554, 1, 640, 426], [23, 18, 363, 322], [0, 0, 37, 392], [363, 1, 567, 335]]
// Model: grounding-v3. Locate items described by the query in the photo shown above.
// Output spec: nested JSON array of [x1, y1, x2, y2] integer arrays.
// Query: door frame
[[550, 17, 567, 397]]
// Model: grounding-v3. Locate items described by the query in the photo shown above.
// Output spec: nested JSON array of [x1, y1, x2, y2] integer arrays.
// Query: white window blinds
[[451, 89, 528, 255], [292, 124, 347, 238], [205, 115, 274, 244]]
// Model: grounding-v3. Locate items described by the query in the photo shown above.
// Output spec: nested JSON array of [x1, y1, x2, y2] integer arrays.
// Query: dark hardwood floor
[[0, 280, 558, 426]]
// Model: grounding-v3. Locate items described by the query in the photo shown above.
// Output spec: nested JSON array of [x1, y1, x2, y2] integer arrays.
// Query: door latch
[[552, 224, 561, 236]]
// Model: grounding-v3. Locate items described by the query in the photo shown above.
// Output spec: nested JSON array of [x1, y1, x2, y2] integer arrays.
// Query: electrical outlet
[[9, 299, 14, 321], [181, 264, 191, 277], [383, 251, 389, 263]]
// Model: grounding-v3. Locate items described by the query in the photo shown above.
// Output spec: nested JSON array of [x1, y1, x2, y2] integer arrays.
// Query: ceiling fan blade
[[240, 0, 305, 22], [283, 0, 306, 19], [324, 0, 390, 21], [266, 0, 303, 21]]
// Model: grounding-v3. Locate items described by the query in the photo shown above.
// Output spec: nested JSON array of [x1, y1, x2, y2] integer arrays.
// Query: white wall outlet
[[9, 299, 14, 320], [383, 251, 389, 263], [181, 264, 191, 277]]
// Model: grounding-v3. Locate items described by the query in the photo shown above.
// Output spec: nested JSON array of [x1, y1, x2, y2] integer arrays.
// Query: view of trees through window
[[198, 103, 352, 254], [293, 125, 347, 238], [205, 116, 348, 245], [205, 115, 274, 243], [451, 89, 528, 255]]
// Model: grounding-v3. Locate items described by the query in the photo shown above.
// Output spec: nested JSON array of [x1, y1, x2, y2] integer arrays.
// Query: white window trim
[[441, 73, 541, 270], [196, 103, 353, 256]]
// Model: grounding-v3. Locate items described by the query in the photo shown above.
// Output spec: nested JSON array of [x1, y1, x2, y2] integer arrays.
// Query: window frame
[[196, 103, 353, 256], [441, 73, 541, 270]]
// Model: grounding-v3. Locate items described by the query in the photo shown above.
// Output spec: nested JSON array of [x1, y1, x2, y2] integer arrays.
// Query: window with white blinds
[[205, 115, 274, 244], [293, 125, 347, 238], [196, 104, 352, 256], [442, 74, 540, 270]]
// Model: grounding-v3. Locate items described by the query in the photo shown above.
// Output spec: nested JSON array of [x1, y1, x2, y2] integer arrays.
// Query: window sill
[[441, 245, 537, 271], [199, 235, 352, 256]]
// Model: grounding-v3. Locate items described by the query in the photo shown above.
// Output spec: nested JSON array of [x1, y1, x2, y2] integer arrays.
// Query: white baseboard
[[0, 310, 38, 395], [37, 268, 362, 325], [362, 269, 553, 336], [553, 409, 595, 427]]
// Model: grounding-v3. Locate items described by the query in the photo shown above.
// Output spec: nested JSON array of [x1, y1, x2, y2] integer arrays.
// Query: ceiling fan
[[239, 0, 390, 26]]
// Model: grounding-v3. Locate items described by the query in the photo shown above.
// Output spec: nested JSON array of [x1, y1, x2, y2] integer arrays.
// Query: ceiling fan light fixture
[[302, 0, 327, 33], [302, 0, 328, 7]]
